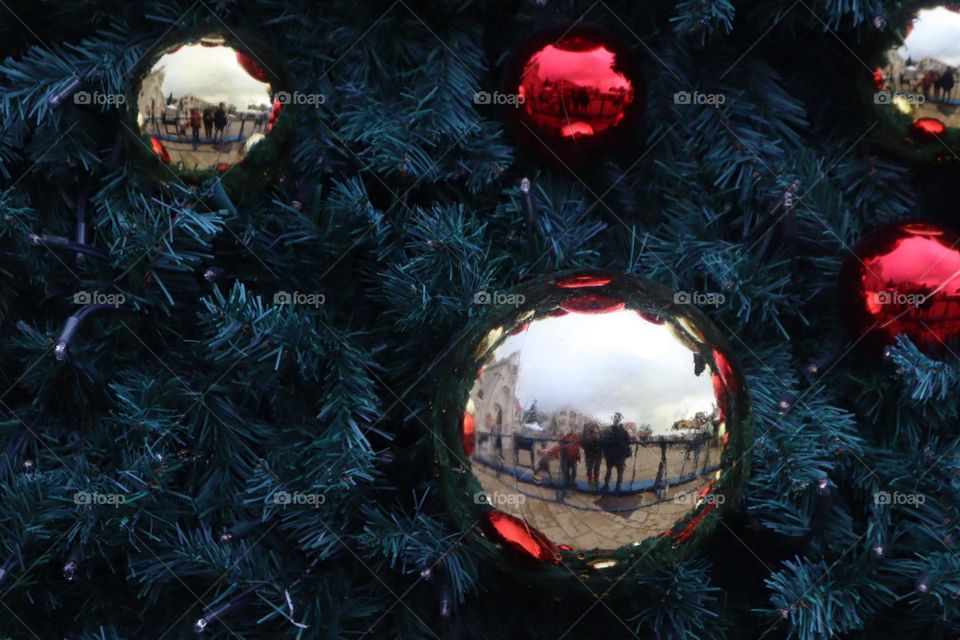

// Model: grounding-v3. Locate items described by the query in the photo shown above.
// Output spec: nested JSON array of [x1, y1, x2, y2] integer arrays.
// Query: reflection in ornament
[[439, 271, 752, 571], [840, 221, 960, 355], [136, 36, 278, 174], [244, 132, 266, 154], [149, 137, 171, 164], [912, 117, 947, 139], [501, 25, 644, 164], [488, 511, 557, 562], [877, 6, 960, 134]]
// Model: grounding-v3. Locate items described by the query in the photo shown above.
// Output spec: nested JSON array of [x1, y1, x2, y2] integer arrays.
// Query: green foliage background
[[0, 0, 957, 638]]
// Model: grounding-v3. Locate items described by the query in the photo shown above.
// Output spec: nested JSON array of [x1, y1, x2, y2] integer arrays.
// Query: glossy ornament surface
[[500, 24, 644, 165], [435, 271, 752, 579], [839, 221, 960, 355], [130, 32, 291, 189], [872, 5, 960, 160]]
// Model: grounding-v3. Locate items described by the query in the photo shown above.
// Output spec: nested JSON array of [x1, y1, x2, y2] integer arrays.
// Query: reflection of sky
[[900, 7, 960, 67], [151, 45, 272, 108], [491, 310, 715, 434], [864, 235, 960, 291], [525, 45, 630, 90]]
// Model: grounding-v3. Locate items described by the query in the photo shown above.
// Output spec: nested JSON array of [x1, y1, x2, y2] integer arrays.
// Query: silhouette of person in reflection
[[213, 103, 228, 141], [574, 88, 590, 114], [203, 107, 215, 140], [581, 421, 603, 488], [601, 412, 631, 494], [936, 68, 956, 102], [559, 428, 580, 488], [533, 443, 555, 485], [188, 108, 202, 150]]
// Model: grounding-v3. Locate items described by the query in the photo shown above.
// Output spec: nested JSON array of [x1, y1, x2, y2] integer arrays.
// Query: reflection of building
[[470, 352, 523, 439], [543, 404, 592, 434], [138, 67, 167, 125]]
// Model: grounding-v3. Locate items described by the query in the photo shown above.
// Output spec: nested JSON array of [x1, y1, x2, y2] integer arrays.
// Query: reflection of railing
[[147, 113, 266, 145], [473, 431, 719, 500], [528, 91, 629, 120]]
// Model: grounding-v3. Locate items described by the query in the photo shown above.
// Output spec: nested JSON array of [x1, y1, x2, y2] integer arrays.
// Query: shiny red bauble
[[500, 23, 644, 165], [839, 221, 960, 355]]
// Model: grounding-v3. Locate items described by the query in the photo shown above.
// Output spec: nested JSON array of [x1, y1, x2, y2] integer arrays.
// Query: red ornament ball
[[839, 221, 960, 355], [500, 23, 644, 165], [236, 50, 269, 83]]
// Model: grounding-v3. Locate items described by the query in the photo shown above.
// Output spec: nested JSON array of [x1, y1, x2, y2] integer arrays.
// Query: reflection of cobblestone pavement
[[474, 441, 721, 549], [146, 120, 266, 169], [164, 139, 245, 169]]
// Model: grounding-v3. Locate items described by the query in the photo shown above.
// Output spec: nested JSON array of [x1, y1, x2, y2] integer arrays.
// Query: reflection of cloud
[[491, 310, 715, 434], [865, 235, 960, 289], [529, 45, 631, 90], [151, 44, 272, 108], [900, 7, 960, 67]]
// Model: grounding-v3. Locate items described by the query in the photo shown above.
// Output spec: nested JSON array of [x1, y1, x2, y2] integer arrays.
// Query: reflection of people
[[533, 444, 555, 484], [601, 413, 631, 493], [203, 107, 214, 140], [936, 68, 956, 102], [189, 108, 202, 150], [214, 103, 228, 141], [581, 422, 603, 488], [558, 429, 580, 488]]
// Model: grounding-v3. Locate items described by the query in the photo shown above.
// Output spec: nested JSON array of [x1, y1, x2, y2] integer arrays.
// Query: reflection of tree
[[522, 400, 543, 424]]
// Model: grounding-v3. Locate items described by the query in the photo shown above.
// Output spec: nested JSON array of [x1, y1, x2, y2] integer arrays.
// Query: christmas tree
[[1, 0, 959, 638]]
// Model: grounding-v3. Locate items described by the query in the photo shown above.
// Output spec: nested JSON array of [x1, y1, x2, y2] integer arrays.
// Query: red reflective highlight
[[555, 274, 613, 288], [711, 347, 736, 423], [488, 511, 558, 563], [912, 117, 947, 139], [462, 412, 476, 457], [236, 51, 269, 82], [559, 294, 626, 314], [841, 221, 960, 354], [150, 137, 171, 164]]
